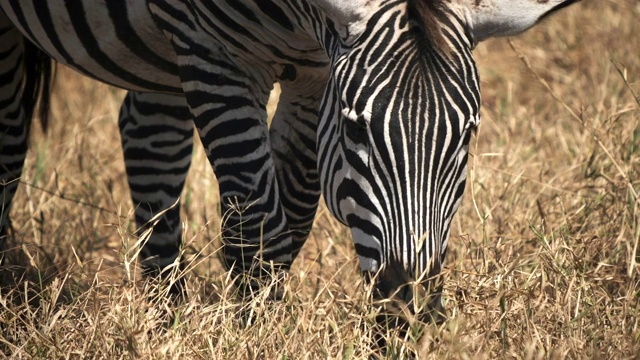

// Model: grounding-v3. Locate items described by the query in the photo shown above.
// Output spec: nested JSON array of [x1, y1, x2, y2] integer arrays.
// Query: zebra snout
[[367, 257, 446, 326]]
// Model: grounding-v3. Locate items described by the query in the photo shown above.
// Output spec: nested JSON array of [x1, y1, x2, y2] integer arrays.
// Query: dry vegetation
[[1, 0, 639, 358]]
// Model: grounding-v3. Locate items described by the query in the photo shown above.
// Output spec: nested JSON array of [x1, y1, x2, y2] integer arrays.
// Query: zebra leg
[[0, 22, 26, 254], [269, 82, 322, 261], [176, 59, 292, 296], [0, 16, 53, 259], [118, 91, 193, 297]]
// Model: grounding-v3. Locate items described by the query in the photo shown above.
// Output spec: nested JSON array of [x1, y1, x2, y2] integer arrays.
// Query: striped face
[[317, 2, 480, 294], [314, 0, 581, 305]]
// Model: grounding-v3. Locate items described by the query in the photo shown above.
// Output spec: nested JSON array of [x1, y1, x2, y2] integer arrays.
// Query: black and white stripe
[[0, 10, 45, 244], [316, 2, 480, 316], [0, 1, 329, 289], [118, 91, 194, 275], [0, 0, 575, 325]]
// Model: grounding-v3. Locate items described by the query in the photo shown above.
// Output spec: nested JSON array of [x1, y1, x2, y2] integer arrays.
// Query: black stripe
[[63, 0, 176, 92], [105, 2, 179, 76], [256, 0, 294, 31]]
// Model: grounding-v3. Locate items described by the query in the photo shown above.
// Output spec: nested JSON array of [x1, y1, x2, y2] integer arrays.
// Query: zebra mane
[[407, 0, 450, 54]]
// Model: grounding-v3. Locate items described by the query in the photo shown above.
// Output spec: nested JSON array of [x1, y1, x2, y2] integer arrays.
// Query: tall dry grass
[[1, 0, 639, 358]]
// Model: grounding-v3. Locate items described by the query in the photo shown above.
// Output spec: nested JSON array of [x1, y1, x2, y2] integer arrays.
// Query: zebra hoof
[[225, 270, 288, 330], [142, 263, 188, 305], [232, 268, 288, 302], [166, 276, 188, 304], [0, 219, 14, 267]]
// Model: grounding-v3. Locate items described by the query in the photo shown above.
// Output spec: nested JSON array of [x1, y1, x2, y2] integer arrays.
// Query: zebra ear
[[312, 0, 370, 23], [312, 0, 374, 42], [458, 0, 581, 43]]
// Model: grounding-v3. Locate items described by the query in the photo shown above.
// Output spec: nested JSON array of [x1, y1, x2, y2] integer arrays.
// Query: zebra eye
[[464, 114, 481, 135], [343, 113, 369, 144], [341, 108, 369, 143]]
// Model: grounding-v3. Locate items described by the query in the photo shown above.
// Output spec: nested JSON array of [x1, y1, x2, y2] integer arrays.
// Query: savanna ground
[[1, 1, 639, 358]]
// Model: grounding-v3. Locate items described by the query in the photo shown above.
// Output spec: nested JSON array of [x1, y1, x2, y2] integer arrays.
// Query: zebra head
[[314, 0, 581, 319]]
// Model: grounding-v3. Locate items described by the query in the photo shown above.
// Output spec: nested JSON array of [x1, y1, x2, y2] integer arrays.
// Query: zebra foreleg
[[269, 82, 322, 262], [176, 57, 294, 298], [118, 91, 194, 298]]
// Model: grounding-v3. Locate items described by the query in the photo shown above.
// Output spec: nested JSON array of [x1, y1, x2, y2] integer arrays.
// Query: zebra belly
[[1, 0, 182, 93]]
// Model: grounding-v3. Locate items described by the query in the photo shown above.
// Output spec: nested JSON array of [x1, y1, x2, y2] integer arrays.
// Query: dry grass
[[2, 1, 639, 358]]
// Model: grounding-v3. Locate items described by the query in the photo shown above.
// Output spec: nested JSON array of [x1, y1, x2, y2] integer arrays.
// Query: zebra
[[0, 22, 194, 294], [0, 0, 582, 323]]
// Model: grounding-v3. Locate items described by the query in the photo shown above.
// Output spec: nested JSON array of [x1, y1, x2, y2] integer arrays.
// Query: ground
[[1, 1, 639, 358]]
